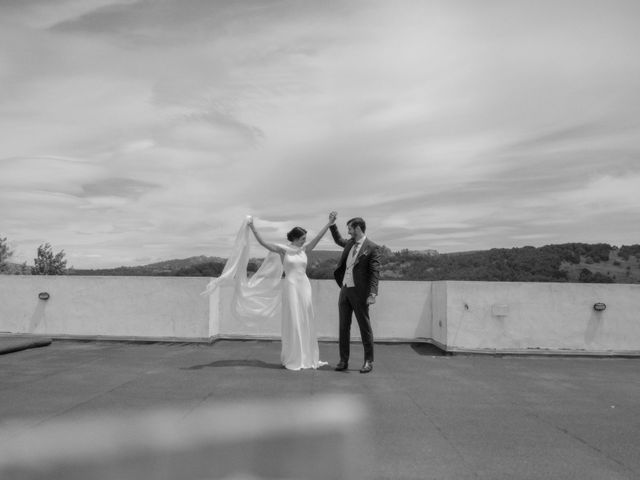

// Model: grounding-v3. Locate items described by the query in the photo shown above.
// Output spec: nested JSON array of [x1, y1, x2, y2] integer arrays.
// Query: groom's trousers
[[338, 286, 374, 363]]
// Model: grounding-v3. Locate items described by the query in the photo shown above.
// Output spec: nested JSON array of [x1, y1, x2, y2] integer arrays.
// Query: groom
[[330, 215, 381, 374]]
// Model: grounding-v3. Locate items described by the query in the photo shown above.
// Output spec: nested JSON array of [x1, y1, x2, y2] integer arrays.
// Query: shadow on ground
[[0, 336, 52, 355], [410, 342, 448, 356], [183, 359, 284, 370], [183, 359, 336, 372]]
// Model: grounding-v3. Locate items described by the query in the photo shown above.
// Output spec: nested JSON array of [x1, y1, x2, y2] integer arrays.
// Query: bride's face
[[292, 234, 306, 247]]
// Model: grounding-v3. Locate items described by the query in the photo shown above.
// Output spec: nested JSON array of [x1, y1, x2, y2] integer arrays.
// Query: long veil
[[202, 217, 283, 319]]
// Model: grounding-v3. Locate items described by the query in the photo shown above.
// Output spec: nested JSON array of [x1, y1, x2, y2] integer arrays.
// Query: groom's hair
[[347, 217, 366, 233], [287, 226, 307, 242]]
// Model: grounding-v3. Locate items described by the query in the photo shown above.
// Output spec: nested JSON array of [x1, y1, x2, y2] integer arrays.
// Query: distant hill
[[62, 244, 640, 284], [68, 252, 343, 277], [561, 245, 640, 283], [68, 255, 226, 277], [376, 243, 640, 284]]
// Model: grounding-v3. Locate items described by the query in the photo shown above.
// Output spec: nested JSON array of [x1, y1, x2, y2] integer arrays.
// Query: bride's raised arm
[[248, 217, 285, 255], [305, 211, 337, 253]]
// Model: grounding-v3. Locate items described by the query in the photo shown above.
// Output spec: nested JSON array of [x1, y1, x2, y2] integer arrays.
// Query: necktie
[[352, 242, 359, 258]]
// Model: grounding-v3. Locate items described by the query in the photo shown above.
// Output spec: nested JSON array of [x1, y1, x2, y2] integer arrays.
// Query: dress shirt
[[343, 236, 366, 287]]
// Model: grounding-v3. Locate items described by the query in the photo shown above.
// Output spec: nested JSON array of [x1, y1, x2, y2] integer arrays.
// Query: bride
[[204, 212, 336, 371], [248, 213, 335, 370]]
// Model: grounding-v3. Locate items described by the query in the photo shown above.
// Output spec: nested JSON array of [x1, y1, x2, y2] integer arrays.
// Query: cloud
[[2, 0, 640, 267], [553, 174, 640, 214], [0, 156, 105, 195], [80, 177, 160, 199], [0, 0, 132, 28], [156, 110, 264, 152]]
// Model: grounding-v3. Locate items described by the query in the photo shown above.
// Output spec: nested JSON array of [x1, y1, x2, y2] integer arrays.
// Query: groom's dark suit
[[330, 225, 381, 364]]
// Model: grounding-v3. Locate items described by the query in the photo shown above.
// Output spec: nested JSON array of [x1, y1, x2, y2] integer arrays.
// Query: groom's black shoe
[[359, 360, 373, 374], [335, 361, 348, 371]]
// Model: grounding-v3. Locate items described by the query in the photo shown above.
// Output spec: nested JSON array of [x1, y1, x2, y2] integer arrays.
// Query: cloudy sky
[[2, 0, 639, 269]]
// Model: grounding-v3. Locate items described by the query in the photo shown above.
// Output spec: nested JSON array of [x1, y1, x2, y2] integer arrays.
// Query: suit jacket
[[330, 225, 381, 300]]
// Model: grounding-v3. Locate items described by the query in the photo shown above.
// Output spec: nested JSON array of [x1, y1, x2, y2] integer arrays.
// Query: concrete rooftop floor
[[1, 338, 640, 479]]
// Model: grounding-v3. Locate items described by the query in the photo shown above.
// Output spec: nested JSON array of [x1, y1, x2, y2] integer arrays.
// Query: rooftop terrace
[[2, 338, 639, 479]]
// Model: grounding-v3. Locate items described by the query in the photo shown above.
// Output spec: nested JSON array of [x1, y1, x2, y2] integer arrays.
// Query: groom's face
[[347, 223, 359, 239]]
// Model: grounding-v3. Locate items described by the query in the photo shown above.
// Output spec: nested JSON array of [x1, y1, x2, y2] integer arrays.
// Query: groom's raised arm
[[329, 224, 348, 248]]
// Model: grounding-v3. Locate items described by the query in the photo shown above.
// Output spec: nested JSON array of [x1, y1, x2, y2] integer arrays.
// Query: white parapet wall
[[441, 281, 640, 354], [0, 276, 211, 341], [1, 276, 640, 355]]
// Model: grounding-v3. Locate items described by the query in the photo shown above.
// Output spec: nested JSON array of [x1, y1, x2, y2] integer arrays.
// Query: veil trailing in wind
[[202, 217, 283, 319]]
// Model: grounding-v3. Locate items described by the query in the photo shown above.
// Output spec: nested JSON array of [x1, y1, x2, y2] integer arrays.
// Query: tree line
[[370, 243, 616, 283], [0, 237, 67, 275], [2, 235, 639, 283], [306, 243, 639, 283]]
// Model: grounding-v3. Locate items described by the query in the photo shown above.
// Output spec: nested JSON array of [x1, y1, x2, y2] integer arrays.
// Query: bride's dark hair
[[287, 226, 307, 242]]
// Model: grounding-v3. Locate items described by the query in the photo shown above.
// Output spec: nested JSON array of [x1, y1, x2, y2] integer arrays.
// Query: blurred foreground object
[[0, 395, 366, 480]]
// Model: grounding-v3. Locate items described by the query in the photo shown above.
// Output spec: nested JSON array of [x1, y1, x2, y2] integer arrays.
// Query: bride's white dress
[[202, 218, 326, 371], [280, 245, 326, 370]]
